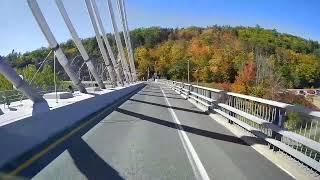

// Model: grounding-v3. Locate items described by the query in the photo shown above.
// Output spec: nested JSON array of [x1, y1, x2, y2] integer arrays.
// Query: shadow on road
[[68, 138, 124, 180], [129, 98, 208, 115], [0, 85, 146, 179], [140, 90, 177, 96], [137, 93, 185, 100], [116, 108, 251, 146]]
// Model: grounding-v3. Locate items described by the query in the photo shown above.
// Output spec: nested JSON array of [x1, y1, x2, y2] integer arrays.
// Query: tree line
[[134, 26, 320, 104], [1, 26, 320, 104]]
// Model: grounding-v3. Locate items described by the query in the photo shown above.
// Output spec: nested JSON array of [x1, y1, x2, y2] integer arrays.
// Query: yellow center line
[[7, 110, 103, 177], [6, 86, 142, 177]]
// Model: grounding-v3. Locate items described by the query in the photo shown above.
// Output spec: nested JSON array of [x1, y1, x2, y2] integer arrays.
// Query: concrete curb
[[0, 83, 145, 169]]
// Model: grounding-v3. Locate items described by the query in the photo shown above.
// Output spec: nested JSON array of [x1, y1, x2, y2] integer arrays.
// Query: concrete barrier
[[0, 82, 145, 168]]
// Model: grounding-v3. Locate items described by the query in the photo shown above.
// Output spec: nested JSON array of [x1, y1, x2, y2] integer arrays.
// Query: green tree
[[135, 47, 153, 79], [17, 64, 60, 90], [0, 74, 13, 91]]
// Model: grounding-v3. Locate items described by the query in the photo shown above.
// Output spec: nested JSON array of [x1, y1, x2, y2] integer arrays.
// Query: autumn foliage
[[134, 26, 320, 101], [231, 54, 256, 94]]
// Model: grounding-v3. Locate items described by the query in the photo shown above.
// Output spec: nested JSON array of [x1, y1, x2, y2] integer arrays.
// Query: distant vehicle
[[306, 90, 316, 95]]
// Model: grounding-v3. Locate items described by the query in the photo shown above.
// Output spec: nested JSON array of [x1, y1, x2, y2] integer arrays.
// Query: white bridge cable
[[29, 50, 52, 85], [27, 0, 87, 93], [53, 51, 58, 103], [19, 50, 52, 101], [106, 0, 132, 83], [55, 0, 106, 89], [84, 0, 117, 86], [122, 0, 137, 81], [117, 0, 137, 81], [90, 0, 124, 85], [0, 57, 46, 103]]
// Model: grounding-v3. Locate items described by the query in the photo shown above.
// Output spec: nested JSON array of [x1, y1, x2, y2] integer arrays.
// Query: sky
[[0, 0, 319, 56]]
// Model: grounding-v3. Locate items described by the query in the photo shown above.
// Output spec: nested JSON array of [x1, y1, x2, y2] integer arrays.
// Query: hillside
[[1, 26, 320, 103]]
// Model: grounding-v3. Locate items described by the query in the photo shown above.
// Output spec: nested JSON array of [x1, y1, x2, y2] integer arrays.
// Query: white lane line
[[183, 91, 297, 179], [160, 86, 210, 180], [273, 162, 296, 179]]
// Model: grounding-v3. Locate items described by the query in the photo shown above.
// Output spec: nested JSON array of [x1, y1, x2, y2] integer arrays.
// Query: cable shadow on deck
[[128, 98, 207, 115], [137, 93, 185, 100], [140, 90, 177, 96], [68, 138, 124, 180], [0, 85, 145, 179], [116, 108, 254, 146]]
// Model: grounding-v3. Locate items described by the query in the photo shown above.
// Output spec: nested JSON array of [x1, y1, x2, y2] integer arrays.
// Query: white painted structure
[[106, 0, 132, 83], [27, 0, 87, 93], [0, 83, 144, 168], [55, 0, 105, 89], [0, 58, 45, 104], [84, 0, 117, 86], [117, 0, 137, 81], [91, 0, 125, 85]]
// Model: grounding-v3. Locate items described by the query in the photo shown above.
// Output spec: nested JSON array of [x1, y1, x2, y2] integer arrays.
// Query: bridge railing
[[0, 86, 69, 106], [159, 79, 320, 172]]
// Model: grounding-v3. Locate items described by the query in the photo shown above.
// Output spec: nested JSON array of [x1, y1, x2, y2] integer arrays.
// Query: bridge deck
[[16, 83, 293, 179]]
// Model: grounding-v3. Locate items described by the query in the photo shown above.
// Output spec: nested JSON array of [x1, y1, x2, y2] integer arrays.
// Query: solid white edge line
[[186, 92, 297, 179], [160, 86, 211, 180]]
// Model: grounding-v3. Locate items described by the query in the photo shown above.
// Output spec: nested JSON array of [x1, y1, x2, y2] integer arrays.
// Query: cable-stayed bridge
[[0, 0, 320, 179]]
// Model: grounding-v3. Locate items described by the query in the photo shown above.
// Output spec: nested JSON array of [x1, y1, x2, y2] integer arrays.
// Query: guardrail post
[[270, 108, 286, 151], [278, 109, 286, 128], [179, 83, 183, 94], [186, 85, 191, 99], [216, 90, 233, 124], [228, 95, 235, 124]]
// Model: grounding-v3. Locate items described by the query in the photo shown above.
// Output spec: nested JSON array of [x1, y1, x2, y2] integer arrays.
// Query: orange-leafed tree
[[231, 52, 256, 94], [187, 38, 212, 82]]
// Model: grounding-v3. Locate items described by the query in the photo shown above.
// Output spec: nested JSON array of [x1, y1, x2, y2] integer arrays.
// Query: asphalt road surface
[[12, 82, 293, 180]]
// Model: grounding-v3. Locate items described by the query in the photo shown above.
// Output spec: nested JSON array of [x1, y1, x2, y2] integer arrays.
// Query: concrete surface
[[43, 92, 73, 99], [0, 83, 144, 169], [3, 82, 295, 180]]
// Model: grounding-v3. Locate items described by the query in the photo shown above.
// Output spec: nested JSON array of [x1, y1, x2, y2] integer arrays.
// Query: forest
[[1, 25, 320, 107]]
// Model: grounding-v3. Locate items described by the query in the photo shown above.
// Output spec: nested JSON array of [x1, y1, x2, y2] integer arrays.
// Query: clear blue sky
[[0, 0, 319, 56]]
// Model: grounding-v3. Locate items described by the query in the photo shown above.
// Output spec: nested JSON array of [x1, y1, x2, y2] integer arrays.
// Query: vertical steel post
[[90, 0, 124, 85], [54, 52, 58, 103], [106, 0, 132, 83], [55, 0, 105, 89], [84, 0, 117, 86], [188, 59, 190, 83], [27, 0, 87, 93]]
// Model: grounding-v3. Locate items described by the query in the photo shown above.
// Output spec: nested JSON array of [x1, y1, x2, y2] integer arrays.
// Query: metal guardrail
[[160, 79, 320, 172], [0, 81, 113, 106], [0, 87, 69, 105]]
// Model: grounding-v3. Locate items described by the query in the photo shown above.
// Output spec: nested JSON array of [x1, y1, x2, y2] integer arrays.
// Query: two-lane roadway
[[10, 82, 293, 180]]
